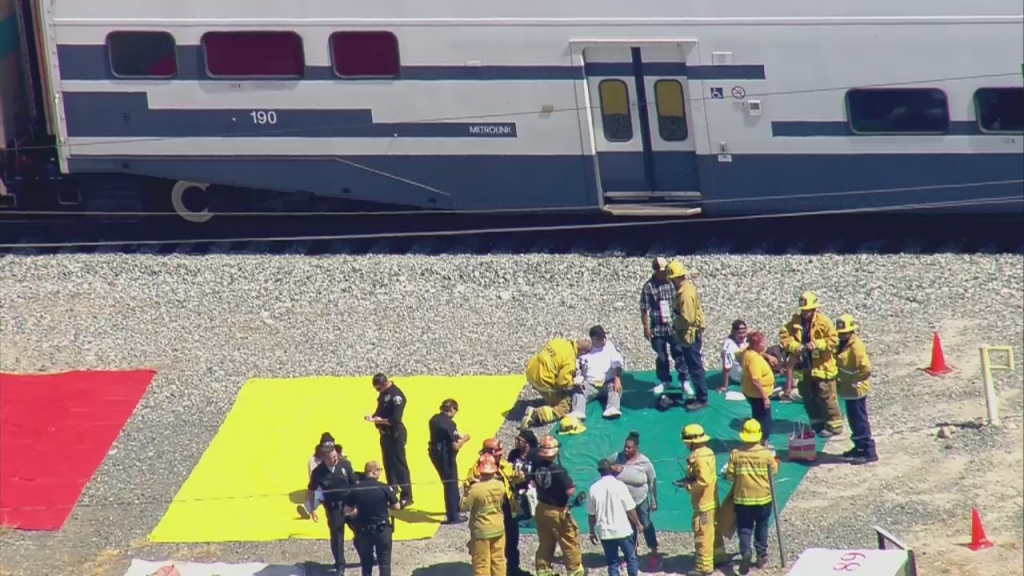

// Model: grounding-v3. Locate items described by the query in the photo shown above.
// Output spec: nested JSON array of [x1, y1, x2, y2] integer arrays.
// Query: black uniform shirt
[[308, 459, 356, 506], [428, 412, 460, 455], [532, 459, 574, 508], [508, 447, 540, 487], [373, 384, 407, 433], [344, 478, 399, 525]]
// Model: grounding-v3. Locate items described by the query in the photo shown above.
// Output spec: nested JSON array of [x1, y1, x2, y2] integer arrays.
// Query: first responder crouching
[[779, 292, 843, 437], [835, 314, 878, 464], [725, 420, 780, 575], [306, 438, 357, 575], [676, 424, 727, 576], [462, 439, 530, 576], [532, 436, 584, 576], [429, 398, 471, 524], [521, 337, 592, 430], [366, 373, 413, 506], [344, 461, 401, 576]]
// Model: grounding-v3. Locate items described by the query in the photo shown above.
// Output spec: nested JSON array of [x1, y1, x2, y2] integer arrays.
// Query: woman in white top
[[722, 319, 748, 388]]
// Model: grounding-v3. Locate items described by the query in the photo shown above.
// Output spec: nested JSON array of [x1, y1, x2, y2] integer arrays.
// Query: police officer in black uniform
[[344, 461, 401, 576], [366, 373, 413, 506], [306, 438, 357, 575], [428, 398, 470, 524]]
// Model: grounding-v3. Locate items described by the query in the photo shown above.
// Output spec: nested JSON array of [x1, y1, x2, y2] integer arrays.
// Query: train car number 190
[[250, 111, 278, 125]]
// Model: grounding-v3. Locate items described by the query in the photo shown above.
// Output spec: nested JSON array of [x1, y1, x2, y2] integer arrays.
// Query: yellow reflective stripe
[[698, 502, 717, 512], [734, 496, 772, 505]]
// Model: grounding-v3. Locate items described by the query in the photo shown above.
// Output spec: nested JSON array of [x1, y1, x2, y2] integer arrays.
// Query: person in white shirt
[[722, 319, 749, 389], [587, 459, 644, 576], [570, 325, 625, 420]]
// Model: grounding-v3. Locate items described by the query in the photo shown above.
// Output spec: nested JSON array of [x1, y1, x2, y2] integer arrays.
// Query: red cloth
[[0, 370, 156, 530]]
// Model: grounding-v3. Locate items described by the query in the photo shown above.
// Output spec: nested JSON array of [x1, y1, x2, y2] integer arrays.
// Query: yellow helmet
[[835, 313, 858, 334], [798, 291, 820, 311], [558, 415, 586, 436], [666, 260, 689, 279], [739, 419, 763, 443], [681, 423, 710, 444], [538, 435, 561, 459]]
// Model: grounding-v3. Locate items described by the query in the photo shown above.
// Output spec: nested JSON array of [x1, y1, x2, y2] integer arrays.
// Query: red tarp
[[0, 370, 155, 530]]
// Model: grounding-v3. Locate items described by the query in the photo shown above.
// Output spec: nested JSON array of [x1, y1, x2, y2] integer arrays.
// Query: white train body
[[2, 0, 1022, 214]]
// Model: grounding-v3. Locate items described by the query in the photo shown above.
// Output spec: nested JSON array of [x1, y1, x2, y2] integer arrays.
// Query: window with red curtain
[[330, 31, 400, 78], [107, 31, 178, 78], [202, 31, 305, 78]]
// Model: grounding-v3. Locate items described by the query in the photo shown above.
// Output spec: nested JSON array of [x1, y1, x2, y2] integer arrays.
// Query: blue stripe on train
[[63, 92, 518, 139], [772, 120, 990, 137], [66, 152, 1024, 214], [56, 44, 768, 82], [0, 14, 19, 60]]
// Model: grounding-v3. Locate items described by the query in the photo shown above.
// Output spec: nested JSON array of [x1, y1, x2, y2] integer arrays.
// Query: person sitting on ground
[[721, 320, 748, 390], [569, 325, 625, 421], [521, 336, 592, 429]]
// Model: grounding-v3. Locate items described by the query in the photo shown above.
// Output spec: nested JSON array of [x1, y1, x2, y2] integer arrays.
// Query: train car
[[1, 0, 1022, 220]]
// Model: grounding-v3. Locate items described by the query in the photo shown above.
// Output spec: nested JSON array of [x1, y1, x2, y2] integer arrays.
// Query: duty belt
[[361, 521, 390, 534]]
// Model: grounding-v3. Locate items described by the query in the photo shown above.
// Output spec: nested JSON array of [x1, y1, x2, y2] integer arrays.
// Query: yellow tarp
[[149, 374, 524, 543]]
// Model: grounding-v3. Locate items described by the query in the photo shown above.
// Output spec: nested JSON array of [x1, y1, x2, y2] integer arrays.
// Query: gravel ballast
[[1, 253, 1022, 576]]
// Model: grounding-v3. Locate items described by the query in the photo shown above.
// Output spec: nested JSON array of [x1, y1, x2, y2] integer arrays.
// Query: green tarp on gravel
[[521, 370, 834, 534]]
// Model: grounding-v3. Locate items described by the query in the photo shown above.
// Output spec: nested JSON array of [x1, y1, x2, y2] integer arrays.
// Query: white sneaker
[[683, 380, 695, 396], [568, 411, 587, 420], [652, 383, 667, 395], [602, 406, 622, 419], [519, 406, 536, 430]]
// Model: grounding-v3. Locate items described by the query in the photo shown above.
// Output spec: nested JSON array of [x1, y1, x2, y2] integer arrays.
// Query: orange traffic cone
[[921, 332, 954, 376], [968, 508, 994, 551]]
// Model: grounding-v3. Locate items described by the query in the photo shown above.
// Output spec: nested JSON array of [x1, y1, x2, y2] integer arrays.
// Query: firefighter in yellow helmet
[[726, 419, 780, 574], [521, 337, 592, 430], [835, 314, 878, 465], [532, 436, 583, 576], [674, 424, 726, 576], [779, 291, 843, 437], [667, 261, 709, 412]]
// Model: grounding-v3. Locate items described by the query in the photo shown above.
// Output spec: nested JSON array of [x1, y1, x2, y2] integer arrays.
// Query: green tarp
[[521, 370, 834, 534]]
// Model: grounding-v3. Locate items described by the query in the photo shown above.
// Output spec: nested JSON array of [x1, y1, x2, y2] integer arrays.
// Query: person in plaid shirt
[[640, 257, 691, 400]]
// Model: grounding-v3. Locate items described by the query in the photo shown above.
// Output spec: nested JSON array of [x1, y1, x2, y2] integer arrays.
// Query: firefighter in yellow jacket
[[779, 291, 843, 437], [463, 438, 530, 575], [726, 420, 780, 574], [835, 314, 878, 464], [521, 337, 592, 429], [667, 261, 709, 412], [675, 424, 726, 576]]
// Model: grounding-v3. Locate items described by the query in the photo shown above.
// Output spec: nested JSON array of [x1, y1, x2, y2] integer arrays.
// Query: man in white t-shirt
[[570, 325, 625, 421], [722, 319, 748, 389], [588, 459, 644, 576]]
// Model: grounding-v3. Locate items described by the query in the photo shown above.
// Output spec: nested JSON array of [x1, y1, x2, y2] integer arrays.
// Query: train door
[[580, 44, 703, 205]]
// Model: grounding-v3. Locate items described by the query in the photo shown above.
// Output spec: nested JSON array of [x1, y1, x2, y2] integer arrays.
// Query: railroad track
[[1, 212, 1023, 257]]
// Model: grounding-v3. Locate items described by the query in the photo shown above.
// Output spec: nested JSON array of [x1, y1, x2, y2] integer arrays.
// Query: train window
[[330, 31, 400, 78], [845, 88, 949, 135], [107, 31, 177, 79], [202, 31, 305, 78], [599, 79, 633, 142], [974, 88, 1024, 133], [654, 79, 688, 142]]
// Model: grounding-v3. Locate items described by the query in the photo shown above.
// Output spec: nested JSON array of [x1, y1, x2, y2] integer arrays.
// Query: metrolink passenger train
[[0, 0, 1022, 219]]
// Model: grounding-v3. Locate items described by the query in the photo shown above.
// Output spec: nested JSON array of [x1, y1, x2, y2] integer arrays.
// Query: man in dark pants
[[366, 373, 413, 506], [667, 261, 709, 412], [428, 398, 470, 524], [641, 257, 691, 401], [834, 313, 878, 464], [307, 439, 357, 575], [345, 461, 402, 576]]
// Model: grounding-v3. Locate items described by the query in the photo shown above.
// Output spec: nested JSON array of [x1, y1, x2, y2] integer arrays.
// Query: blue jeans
[[845, 397, 877, 458], [601, 535, 639, 576], [673, 333, 708, 403], [736, 503, 773, 559], [633, 497, 659, 551], [650, 335, 685, 384]]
